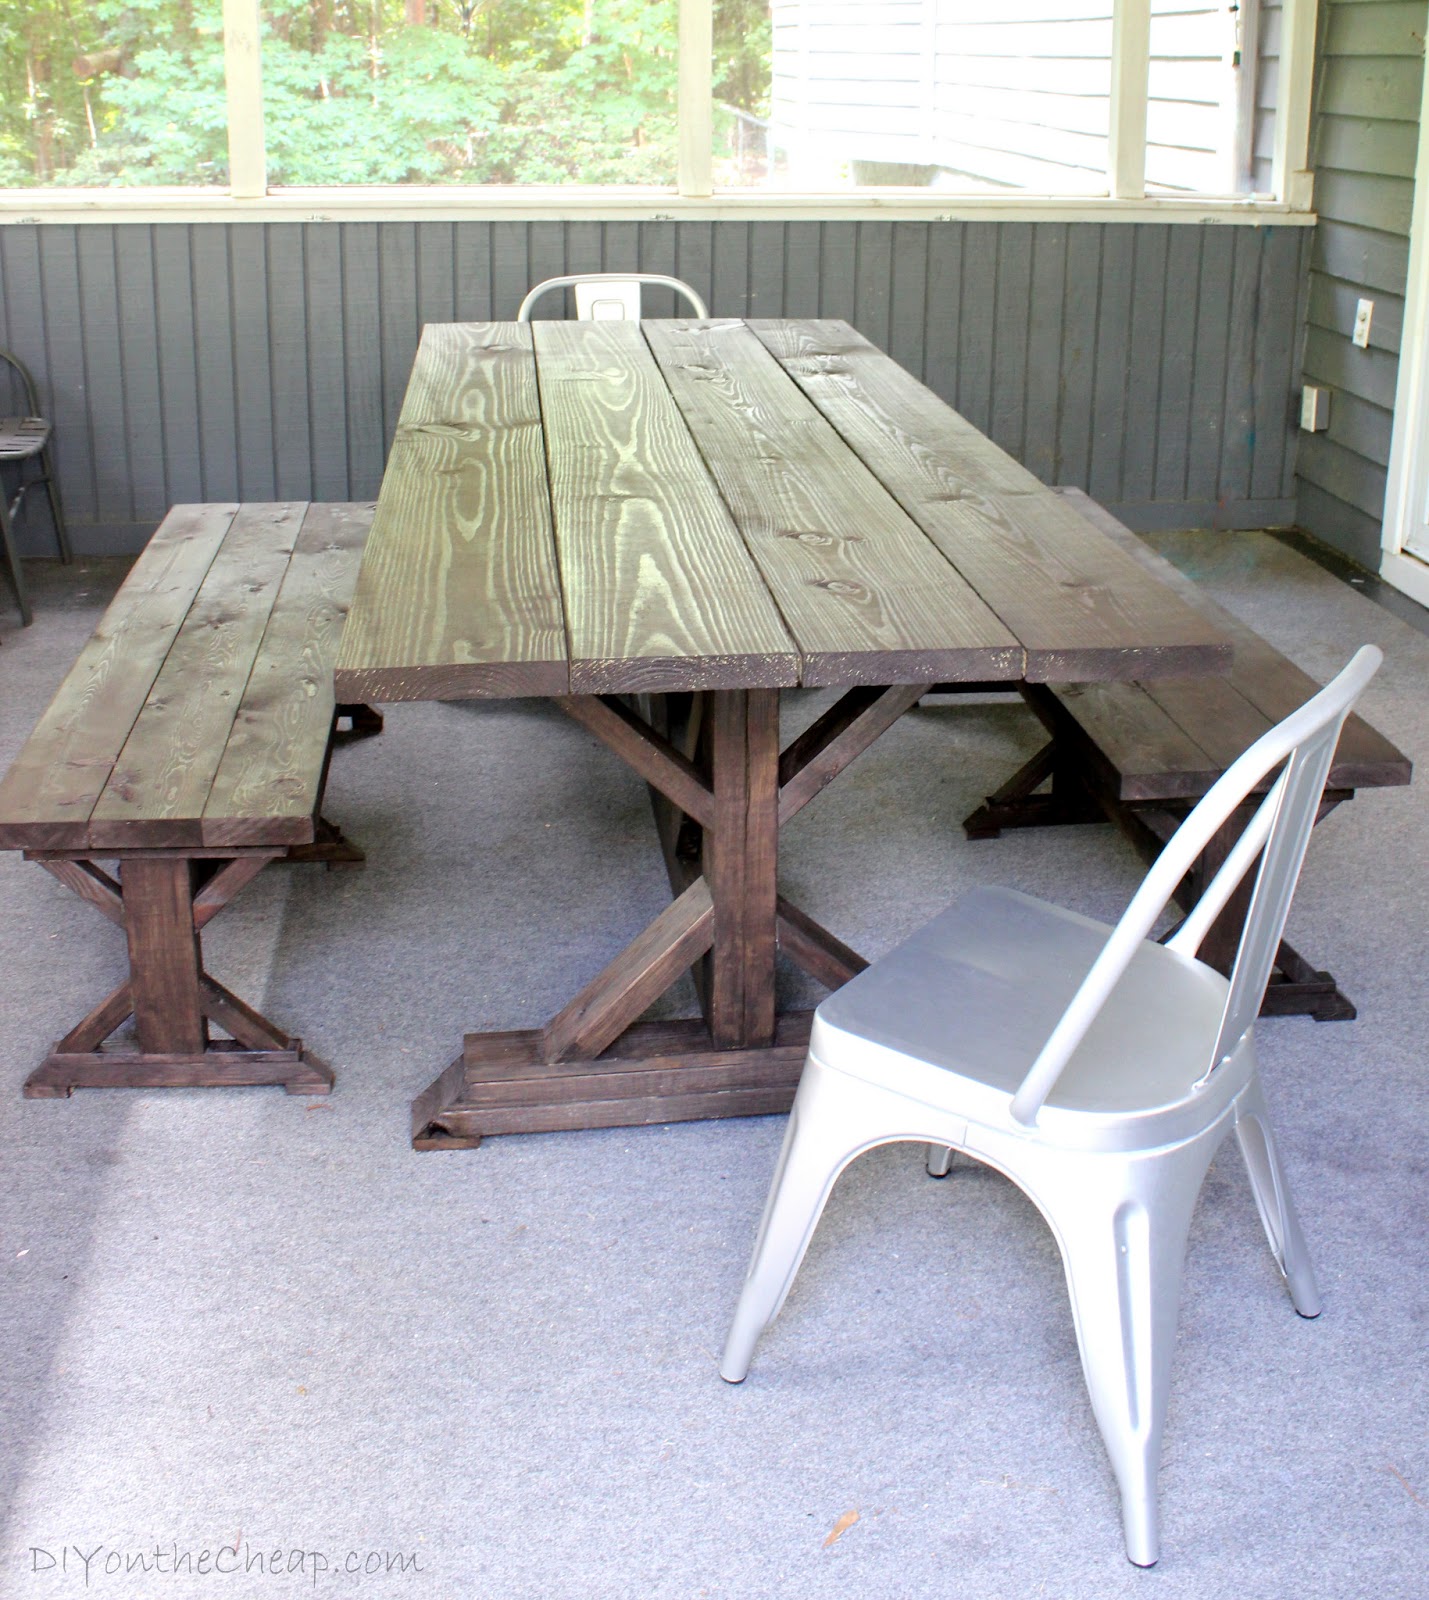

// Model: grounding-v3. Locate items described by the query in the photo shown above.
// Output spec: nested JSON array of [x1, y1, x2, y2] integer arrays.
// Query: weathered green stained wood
[[643, 318, 1020, 686], [531, 318, 800, 693], [0, 504, 237, 850], [334, 322, 569, 702], [750, 320, 1230, 682], [88, 504, 305, 848], [204, 502, 374, 846]]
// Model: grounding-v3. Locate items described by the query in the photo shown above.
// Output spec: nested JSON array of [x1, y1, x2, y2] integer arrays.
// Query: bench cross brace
[[23, 848, 335, 1097]]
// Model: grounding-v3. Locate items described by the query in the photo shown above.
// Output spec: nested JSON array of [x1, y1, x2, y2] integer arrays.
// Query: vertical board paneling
[[888, 222, 929, 379], [189, 226, 238, 502], [1122, 226, 1169, 503], [1089, 225, 1135, 504], [1153, 231, 1200, 503], [0, 217, 1307, 554], [75, 228, 128, 523], [990, 222, 1032, 458], [748, 221, 787, 314], [711, 220, 750, 319], [783, 221, 821, 314], [1057, 225, 1101, 488], [1023, 223, 1066, 484], [341, 223, 383, 499], [1186, 227, 1235, 505], [957, 223, 997, 430], [854, 220, 894, 353], [151, 229, 203, 505], [304, 223, 349, 501], [266, 223, 312, 501], [229, 226, 276, 499], [114, 227, 167, 521], [378, 223, 419, 447]]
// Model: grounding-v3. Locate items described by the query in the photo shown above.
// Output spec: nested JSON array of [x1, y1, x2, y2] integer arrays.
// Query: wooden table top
[[334, 318, 1229, 702]]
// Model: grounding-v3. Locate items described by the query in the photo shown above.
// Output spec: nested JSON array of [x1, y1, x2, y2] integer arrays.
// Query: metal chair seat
[[720, 647, 1384, 1568], [0, 416, 51, 460], [814, 887, 1232, 1137]]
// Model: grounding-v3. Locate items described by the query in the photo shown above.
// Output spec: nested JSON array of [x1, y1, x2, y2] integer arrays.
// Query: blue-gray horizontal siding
[[1297, 0, 1428, 566], [0, 219, 1308, 556]]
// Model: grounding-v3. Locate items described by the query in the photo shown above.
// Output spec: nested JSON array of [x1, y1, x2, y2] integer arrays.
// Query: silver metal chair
[[0, 347, 71, 627], [720, 646, 1384, 1567], [515, 273, 709, 322]]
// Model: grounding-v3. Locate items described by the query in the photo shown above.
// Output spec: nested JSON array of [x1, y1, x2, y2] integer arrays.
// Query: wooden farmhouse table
[[333, 317, 1231, 1149]]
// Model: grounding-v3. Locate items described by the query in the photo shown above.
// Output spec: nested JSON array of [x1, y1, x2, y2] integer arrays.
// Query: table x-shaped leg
[[411, 683, 926, 1149], [23, 851, 334, 1097]]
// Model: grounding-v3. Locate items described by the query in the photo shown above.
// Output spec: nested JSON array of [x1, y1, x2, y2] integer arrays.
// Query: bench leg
[[23, 852, 334, 1098], [962, 738, 1104, 839]]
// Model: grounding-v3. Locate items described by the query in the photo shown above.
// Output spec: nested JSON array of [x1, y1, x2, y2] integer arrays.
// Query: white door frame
[[1379, 49, 1429, 608]]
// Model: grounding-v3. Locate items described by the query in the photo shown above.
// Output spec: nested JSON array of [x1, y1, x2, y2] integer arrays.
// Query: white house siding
[[770, 0, 1271, 195]]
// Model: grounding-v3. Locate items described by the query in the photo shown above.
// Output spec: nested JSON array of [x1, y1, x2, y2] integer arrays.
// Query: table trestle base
[[412, 1014, 814, 1149]]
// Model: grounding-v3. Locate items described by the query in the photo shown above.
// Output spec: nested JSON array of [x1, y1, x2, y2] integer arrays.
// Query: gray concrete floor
[[0, 536, 1426, 1599]]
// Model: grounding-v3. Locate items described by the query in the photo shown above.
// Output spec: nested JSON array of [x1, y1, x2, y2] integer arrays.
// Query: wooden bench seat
[[0, 502, 381, 1096], [962, 488, 1412, 1021]]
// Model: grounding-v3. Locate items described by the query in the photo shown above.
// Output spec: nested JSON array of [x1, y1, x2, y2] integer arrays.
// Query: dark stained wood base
[[25, 1044, 334, 1098], [962, 736, 1361, 1022], [411, 1013, 813, 1150], [282, 814, 366, 868]]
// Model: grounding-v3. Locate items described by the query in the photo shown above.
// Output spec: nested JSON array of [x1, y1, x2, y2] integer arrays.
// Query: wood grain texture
[[750, 320, 1232, 683], [122, 858, 206, 1055], [532, 318, 799, 693], [88, 504, 305, 848], [0, 504, 236, 849], [333, 322, 570, 702], [204, 502, 374, 846], [1054, 488, 1412, 790], [644, 318, 1021, 687], [538, 877, 716, 1063]]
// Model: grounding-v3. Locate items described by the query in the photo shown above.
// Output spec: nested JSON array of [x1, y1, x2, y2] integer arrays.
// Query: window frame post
[[678, 0, 714, 198], [1272, 0, 1317, 209], [223, 0, 267, 199], [1109, 0, 1150, 200]]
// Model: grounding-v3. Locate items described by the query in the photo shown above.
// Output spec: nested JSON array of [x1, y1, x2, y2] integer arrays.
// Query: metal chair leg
[[40, 442, 71, 563], [0, 477, 33, 626]]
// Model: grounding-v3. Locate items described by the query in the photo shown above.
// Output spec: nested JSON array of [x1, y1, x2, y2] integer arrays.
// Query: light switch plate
[[1353, 299, 1374, 348]]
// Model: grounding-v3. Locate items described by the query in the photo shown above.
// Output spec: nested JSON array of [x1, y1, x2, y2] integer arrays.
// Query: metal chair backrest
[[515, 273, 709, 322], [1009, 645, 1384, 1125], [0, 349, 41, 415]]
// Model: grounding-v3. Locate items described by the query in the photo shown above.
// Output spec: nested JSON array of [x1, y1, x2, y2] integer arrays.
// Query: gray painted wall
[[1296, 0, 1427, 566], [0, 218, 1309, 557]]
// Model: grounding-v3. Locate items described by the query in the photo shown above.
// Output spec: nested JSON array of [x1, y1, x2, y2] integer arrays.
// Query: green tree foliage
[[0, 0, 770, 187]]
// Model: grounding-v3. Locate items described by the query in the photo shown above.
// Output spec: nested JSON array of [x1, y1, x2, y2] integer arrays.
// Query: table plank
[[203, 502, 374, 847], [0, 504, 237, 850], [644, 319, 1021, 687], [334, 323, 569, 702], [531, 319, 800, 693], [749, 320, 1230, 683], [88, 504, 305, 848]]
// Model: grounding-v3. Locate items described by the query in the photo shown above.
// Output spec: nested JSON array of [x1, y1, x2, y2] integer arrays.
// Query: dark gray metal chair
[[1, 348, 71, 626]]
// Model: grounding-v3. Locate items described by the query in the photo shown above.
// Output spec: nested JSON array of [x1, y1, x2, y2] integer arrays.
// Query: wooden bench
[[0, 502, 381, 1097], [961, 488, 1412, 1021]]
